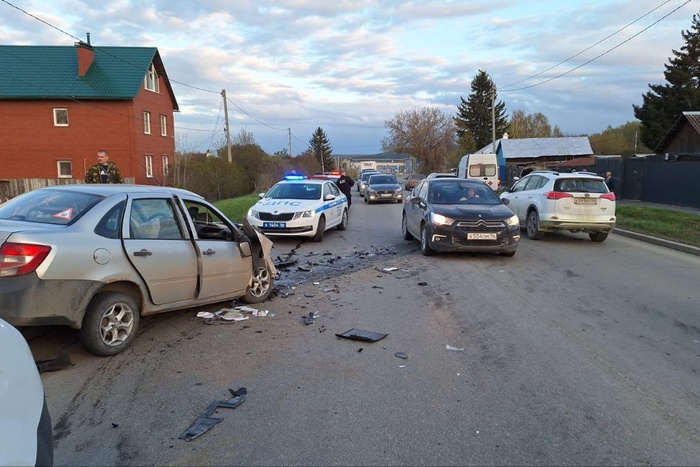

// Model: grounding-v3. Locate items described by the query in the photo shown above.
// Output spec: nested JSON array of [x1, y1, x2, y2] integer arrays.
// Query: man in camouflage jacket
[[85, 150, 123, 184]]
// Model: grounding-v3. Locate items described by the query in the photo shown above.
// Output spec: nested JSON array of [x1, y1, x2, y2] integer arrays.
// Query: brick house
[[0, 40, 179, 193]]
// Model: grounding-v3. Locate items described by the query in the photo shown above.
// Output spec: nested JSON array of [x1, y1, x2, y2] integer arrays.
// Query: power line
[[501, 0, 691, 92], [500, 0, 672, 90]]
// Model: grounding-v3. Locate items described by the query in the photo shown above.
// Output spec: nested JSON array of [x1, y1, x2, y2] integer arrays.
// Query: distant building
[[654, 111, 700, 161]]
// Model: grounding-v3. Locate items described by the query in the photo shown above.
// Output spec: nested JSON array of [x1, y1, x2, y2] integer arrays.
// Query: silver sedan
[[0, 185, 276, 356]]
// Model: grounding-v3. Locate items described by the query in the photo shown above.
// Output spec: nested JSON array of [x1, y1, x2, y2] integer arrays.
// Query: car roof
[[529, 170, 604, 180], [427, 172, 457, 178], [28, 184, 205, 198], [275, 178, 327, 185]]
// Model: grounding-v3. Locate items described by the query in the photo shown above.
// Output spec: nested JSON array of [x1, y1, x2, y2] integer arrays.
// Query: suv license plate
[[574, 198, 597, 205], [263, 222, 286, 228], [467, 232, 497, 240]]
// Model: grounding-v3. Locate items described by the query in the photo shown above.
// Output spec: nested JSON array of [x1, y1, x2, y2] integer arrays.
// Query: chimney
[[75, 33, 94, 77]]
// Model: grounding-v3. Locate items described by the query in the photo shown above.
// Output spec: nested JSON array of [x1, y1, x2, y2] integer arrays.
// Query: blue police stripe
[[314, 197, 347, 213]]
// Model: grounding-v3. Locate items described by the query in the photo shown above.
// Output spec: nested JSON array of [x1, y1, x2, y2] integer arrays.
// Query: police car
[[247, 175, 348, 242]]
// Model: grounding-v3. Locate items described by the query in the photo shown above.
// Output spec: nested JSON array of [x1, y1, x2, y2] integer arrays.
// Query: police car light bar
[[284, 174, 306, 180]]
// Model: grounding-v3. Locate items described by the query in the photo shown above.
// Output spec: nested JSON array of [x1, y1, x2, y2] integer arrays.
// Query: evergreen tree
[[309, 127, 334, 172], [633, 13, 700, 151], [454, 70, 508, 150]]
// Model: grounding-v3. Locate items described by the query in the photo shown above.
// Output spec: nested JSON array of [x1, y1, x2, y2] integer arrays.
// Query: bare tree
[[507, 110, 563, 138], [382, 107, 456, 174]]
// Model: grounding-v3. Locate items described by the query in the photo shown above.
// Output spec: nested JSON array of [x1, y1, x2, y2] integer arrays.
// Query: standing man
[[605, 171, 616, 192], [85, 150, 123, 184], [335, 170, 355, 207]]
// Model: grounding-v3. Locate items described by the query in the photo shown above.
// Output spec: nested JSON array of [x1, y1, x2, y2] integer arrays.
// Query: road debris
[[418, 282, 428, 286], [179, 387, 247, 442], [302, 311, 319, 325], [446, 345, 465, 352], [336, 328, 388, 342], [35, 351, 72, 373], [394, 352, 408, 359]]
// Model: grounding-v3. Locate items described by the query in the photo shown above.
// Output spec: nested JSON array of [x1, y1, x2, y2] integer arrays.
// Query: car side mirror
[[410, 197, 422, 205], [501, 198, 510, 206], [238, 240, 252, 257], [258, 192, 265, 199]]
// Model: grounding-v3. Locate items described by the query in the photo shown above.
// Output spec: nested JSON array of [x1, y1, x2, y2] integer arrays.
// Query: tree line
[[170, 12, 700, 200]]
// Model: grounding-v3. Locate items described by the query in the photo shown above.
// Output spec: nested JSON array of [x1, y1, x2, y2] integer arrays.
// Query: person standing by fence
[[85, 150, 123, 184], [605, 171, 616, 192]]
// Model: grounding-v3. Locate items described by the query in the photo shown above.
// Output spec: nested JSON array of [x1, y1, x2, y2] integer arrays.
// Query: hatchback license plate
[[467, 232, 497, 240], [263, 222, 286, 228], [574, 198, 597, 205]]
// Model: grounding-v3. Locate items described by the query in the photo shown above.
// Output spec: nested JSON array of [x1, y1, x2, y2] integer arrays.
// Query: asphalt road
[[29, 190, 700, 466]]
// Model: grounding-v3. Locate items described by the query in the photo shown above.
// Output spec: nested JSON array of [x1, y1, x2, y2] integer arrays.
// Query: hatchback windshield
[[266, 183, 321, 200], [429, 181, 501, 205], [0, 189, 104, 225]]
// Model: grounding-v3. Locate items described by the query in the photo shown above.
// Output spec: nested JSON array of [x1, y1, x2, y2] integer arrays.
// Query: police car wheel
[[312, 216, 326, 242], [337, 209, 348, 231]]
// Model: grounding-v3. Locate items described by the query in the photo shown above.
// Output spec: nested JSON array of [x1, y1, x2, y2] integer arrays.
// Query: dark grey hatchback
[[402, 178, 520, 256]]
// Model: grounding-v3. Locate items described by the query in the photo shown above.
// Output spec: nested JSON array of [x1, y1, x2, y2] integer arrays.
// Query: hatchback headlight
[[505, 214, 519, 227], [430, 212, 454, 226]]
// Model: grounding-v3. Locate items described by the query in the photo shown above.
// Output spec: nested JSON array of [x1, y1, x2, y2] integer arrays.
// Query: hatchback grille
[[456, 220, 504, 230], [259, 212, 295, 221]]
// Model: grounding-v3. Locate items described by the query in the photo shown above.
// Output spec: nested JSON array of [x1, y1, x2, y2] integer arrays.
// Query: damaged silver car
[[0, 185, 276, 356]]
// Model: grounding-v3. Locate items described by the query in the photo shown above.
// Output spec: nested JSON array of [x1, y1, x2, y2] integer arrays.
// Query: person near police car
[[335, 170, 355, 207]]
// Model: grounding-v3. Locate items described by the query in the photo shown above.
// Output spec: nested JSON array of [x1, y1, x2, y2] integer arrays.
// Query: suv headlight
[[430, 212, 454, 226], [505, 214, 519, 227]]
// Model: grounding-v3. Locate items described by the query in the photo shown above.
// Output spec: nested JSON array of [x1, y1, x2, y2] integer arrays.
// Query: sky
[[1, 0, 697, 156]]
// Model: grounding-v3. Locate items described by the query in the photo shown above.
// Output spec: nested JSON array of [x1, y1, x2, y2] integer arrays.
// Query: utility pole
[[221, 89, 232, 163], [491, 87, 496, 154], [288, 128, 292, 156]]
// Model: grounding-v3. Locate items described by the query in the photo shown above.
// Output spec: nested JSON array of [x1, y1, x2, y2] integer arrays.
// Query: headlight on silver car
[[430, 212, 454, 226], [505, 214, 519, 227]]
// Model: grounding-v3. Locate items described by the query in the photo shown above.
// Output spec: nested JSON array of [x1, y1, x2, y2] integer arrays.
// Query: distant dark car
[[402, 178, 520, 256], [405, 173, 426, 191], [364, 174, 403, 204], [357, 170, 379, 196]]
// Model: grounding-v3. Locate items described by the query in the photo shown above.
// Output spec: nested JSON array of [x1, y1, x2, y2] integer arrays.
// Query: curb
[[612, 228, 700, 257]]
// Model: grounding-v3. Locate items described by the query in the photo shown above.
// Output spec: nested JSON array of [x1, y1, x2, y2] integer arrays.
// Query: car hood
[[252, 198, 321, 214], [431, 203, 514, 220], [367, 183, 400, 191]]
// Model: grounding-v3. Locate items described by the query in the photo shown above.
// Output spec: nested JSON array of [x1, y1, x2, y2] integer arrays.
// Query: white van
[[457, 153, 499, 190]]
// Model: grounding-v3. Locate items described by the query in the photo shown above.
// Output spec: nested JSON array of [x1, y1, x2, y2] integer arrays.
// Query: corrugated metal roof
[[476, 136, 593, 159], [655, 111, 700, 152], [0, 45, 178, 110]]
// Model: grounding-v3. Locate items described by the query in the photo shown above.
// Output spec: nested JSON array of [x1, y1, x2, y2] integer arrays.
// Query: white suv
[[500, 171, 616, 242]]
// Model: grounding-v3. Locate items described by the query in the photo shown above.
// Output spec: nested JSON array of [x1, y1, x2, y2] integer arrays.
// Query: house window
[[162, 155, 169, 176], [54, 108, 69, 126], [57, 160, 72, 178], [144, 63, 159, 92], [145, 155, 153, 178], [160, 115, 167, 136], [143, 111, 151, 134]]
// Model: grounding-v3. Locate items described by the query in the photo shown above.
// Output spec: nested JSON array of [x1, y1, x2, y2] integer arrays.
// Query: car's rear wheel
[[420, 224, 435, 256], [337, 209, 348, 230], [241, 261, 274, 303], [402, 214, 413, 240], [589, 232, 608, 242], [80, 292, 140, 356], [312, 216, 326, 242], [526, 210, 545, 240]]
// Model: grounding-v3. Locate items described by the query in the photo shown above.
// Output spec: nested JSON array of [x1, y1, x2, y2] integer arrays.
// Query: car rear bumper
[[0, 274, 101, 328], [539, 219, 615, 232]]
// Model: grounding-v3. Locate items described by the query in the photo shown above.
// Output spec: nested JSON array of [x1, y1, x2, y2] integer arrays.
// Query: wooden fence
[[0, 178, 136, 201]]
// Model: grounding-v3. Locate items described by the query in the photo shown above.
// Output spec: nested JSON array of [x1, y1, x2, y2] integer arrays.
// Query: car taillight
[[600, 193, 616, 201], [0, 242, 52, 277], [546, 191, 574, 200]]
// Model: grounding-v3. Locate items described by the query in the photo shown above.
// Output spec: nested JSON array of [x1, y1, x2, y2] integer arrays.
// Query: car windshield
[[265, 183, 321, 200], [0, 189, 105, 225], [368, 175, 397, 185], [361, 172, 378, 182], [428, 181, 500, 205], [554, 178, 608, 193]]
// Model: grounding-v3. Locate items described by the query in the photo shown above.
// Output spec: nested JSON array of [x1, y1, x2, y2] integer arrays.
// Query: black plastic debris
[[275, 259, 298, 269], [417, 281, 428, 286], [35, 351, 72, 373], [179, 387, 247, 442], [394, 352, 408, 359], [336, 328, 388, 342], [302, 311, 318, 325]]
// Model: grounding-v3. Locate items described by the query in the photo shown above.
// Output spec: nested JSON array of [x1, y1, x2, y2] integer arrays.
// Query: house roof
[[476, 136, 593, 159], [654, 111, 700, 153], [0, 44, 179, 111]]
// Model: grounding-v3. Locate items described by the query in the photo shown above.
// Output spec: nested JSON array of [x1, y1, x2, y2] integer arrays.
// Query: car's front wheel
[[402, 213, 413, 240], [526, 210, 545, 240], [241, 261, 274, 303], [420, 224, 435, 256], [80, 292, 140, 356], [589, 232, 608, 242], [312, 216, 326, 242]]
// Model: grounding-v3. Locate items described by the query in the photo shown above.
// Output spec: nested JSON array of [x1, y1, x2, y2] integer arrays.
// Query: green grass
[[214, 194, 260, 223], [616, 206, 700, 248]]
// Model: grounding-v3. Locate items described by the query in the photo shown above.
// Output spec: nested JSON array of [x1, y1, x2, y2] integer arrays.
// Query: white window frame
[[144, 63, 159, 92], [162, 155, 169, 176], [56, 160, 72, 178], [160, 115, 167, 136], [53, 108, 69, 126], [143, 111, 151, 134], [145, 155, 153, 178]]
